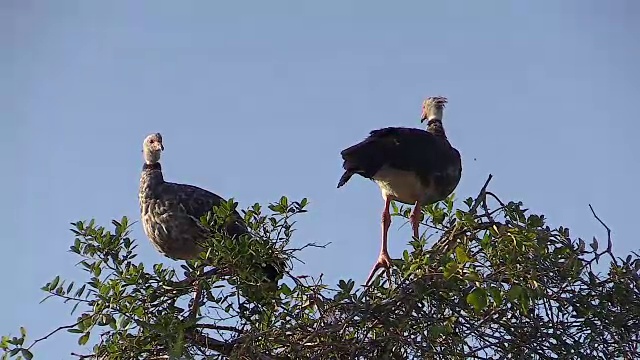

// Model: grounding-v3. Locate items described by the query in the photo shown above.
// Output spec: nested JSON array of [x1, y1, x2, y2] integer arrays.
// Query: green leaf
[[527, 214, 544, 228], [108, 316, 117, 330], [21, 349, 33, 360], [464, 197, 474, 208], [19, 327, 26, 339], [506, 285, 523, 302], [66, 282, 74, 294], [488, 287, 503, 307], [1, 335, 9, 350], [74, 284, 86, 298], [92, 264, 102, 277], [391, 201, 398, 214], [78, 332, 90, 346], [433, 211, 445, 225], [280, 283, 292, 296], [430, 324, 446, 337], [50, 276, 60, 291], [443, 262, 459, 279], [346, 279, 354, 292], [467, 288, 488, 312], [119, 317, 131, 330], [464, 271, 481, 282], [455, 246, 470, 264], [403, 250, 410, 263]]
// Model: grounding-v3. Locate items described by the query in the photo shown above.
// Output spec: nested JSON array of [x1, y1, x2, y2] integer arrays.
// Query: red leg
[[409, 200, 421, 239], [190, 280, 202, 319], [365, 196, 393, 285]]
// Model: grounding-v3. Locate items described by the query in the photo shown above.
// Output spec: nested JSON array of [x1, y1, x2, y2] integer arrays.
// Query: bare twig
[[432, 174, 494, 254], [470, 174, 494, 214], [588, 204, 618, 266], [28, 318, 84, 351], [195, 323, 243, 334], [186, 330, 235, 356], [485, 191, 506, 207], [70, 352, 95, 359]]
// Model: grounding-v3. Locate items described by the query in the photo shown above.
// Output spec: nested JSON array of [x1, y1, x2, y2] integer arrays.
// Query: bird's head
[[420, 96, 448, 122], [143, 133, 164, 164]]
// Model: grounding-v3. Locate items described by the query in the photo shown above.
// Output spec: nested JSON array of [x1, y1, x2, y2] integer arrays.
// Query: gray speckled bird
[[138, 133, 281, 282]]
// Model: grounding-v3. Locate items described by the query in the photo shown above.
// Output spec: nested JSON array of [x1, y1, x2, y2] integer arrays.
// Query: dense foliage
[[3, 176, 639, 359]]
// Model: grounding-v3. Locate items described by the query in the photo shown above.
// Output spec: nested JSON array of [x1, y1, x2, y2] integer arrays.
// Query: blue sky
[[2, 0, 639, 357]]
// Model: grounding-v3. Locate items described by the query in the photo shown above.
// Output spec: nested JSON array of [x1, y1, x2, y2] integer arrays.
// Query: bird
[[337, 96, 462, 285], [138, 133, 283, 288]]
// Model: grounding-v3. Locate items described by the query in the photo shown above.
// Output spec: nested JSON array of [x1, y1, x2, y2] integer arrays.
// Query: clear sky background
[[2, 0, 639, 358]]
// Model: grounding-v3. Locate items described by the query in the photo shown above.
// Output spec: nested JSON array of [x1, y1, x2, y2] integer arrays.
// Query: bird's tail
[[337, 170, 354, 188]]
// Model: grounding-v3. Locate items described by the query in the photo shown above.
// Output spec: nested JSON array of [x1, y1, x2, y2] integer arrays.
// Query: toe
[[379, 252, 392, 267]]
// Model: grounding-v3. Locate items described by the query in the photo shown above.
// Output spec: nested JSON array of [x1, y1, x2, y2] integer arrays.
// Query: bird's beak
[[160, 143, 164, 151], [420, 110, 428, 122]]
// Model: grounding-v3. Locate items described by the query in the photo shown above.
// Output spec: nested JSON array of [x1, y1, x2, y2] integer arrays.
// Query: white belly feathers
[[373, 165, 435, 205]]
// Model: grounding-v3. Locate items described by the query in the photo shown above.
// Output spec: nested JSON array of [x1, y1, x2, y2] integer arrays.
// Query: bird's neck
[[140, 162, 164, 197], [426, 119, 447, 138]]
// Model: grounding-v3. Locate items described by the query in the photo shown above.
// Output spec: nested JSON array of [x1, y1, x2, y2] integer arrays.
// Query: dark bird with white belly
[[337, 96, 462, 285]]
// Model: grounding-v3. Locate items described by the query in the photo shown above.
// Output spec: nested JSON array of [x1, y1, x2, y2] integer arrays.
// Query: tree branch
[[588, 203, 618, 266], [27, 318, 84, 351], [195, 323, 243, 334]]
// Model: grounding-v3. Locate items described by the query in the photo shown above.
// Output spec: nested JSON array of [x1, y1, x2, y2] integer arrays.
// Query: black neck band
[[143, 162, 162, 171]]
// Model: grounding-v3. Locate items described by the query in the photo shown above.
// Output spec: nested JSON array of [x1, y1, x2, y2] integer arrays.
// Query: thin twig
[[28, 318, 84, 350], [186, 330, 235, 355], [70, 352, 95, 359], [195, 323, 244, 334], [470, 174, 494, 214], [588, 204, 618, 266], [485, 191, 506, 207]]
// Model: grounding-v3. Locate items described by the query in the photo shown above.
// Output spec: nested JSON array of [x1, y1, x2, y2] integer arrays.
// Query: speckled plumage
[[138, 133, 281, 282], [139, 162, 248, 260]]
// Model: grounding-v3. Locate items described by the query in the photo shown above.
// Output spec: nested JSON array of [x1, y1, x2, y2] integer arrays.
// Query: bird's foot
[[365, 251, 393, 286]]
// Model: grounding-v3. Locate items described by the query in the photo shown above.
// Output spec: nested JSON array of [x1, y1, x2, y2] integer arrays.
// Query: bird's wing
[[164, 182, 249, 236], [340, 127, 444, 177], [370, 127, 447, 171], [162, 182, 283, 285]]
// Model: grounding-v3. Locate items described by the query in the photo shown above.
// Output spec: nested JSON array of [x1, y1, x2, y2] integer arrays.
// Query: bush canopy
[[2, 175, 639, 359]]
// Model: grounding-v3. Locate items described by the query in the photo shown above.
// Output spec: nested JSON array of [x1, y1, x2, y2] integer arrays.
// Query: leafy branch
[[3, 180, 639, 359]]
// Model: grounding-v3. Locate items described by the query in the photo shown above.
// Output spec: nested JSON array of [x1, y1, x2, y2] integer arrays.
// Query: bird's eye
[[150, 140, 155, 144]]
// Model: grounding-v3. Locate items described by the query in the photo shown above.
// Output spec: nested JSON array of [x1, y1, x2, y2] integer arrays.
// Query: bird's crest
[[424, 96, 448, 108], [421, 96, 448, 122], [144, 132, 163, 144]]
